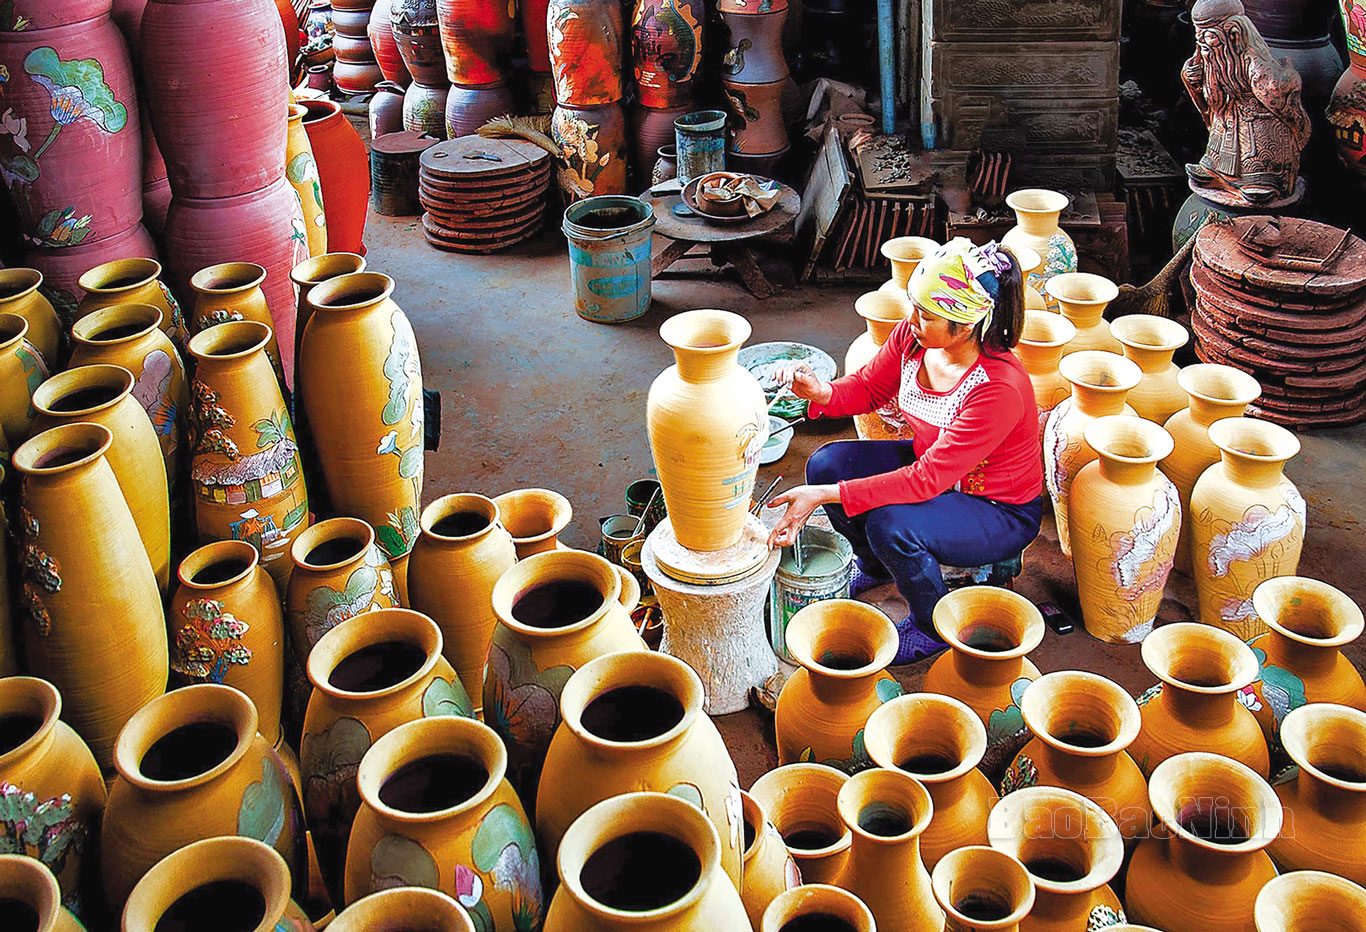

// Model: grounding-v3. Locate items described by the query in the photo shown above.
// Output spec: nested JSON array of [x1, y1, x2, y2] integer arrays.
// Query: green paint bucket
[[768, 525, 855, 662]]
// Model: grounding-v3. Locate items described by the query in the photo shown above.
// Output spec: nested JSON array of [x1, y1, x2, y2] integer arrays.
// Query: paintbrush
[[751, 476, 783, 515], [633, 484, 662, 537]]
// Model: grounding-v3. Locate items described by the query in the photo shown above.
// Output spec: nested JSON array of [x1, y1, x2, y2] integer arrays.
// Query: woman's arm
[[808, 319, 914, 419]]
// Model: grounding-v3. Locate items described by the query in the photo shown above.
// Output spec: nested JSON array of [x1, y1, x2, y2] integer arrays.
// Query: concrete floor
[[367, 212, 1366, 788]]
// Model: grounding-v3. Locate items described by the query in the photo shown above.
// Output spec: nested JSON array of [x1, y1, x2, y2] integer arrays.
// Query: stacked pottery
[[629, 0, 705, 172], [880, 235, 939, 292], [930, 846, 1036, 932], [846, 290, 910, 440], [740, 790, 802, 927], [719, 0, 792, 172], [1015, 310, 1077, 434], [1127, 752, 1281, 932], [435, 0, 515, 137], [1158, 364, 1262, 575], [1042, 351, 1142, 559], [1245, 576, 1366, 742], [12, 422, 168, 770], [1045, 273, 1122, 355], [1128, 622, 1270, 778], [188, 261, 284, 373], [1328, 0, 1366, 186], [74, 256, 188, 349], [1068, 416, 1180, 644], [1189, 417, 1305, 640], [392, 0, 450, 137], [0, 852, 84, 932], [0, 315, 49, 452], [332, 0, 382, 94], [0, 269, 61, 370], [142, 0, 305, 376], [369, 0, 412, 86], [300, 99, 370, 256], [548, 0, 629, 197], [1256, 871, 1366, 932], [1002, 189, 1076, 307], [774, 599, 903, 771], [370, 80, 409, 136], [286, 104, 329, 260], [1110, 314, 1190, 424], [750, 763, 852, 884], [763, 886, 876, 932]]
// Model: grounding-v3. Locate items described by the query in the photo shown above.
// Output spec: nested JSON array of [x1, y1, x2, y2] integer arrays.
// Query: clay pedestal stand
[[642, 514, 780, 714]]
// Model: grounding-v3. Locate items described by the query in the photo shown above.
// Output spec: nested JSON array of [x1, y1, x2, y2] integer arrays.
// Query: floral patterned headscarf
[[908, 237, 1013, 332]]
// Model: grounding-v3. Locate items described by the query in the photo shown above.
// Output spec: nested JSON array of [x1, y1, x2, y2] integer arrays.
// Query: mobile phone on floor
[[1037, 600, 1075, 635]]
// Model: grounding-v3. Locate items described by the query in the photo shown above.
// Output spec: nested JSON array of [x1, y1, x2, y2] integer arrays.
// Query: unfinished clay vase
[[301, 272, 424, 562], [286, 103, 328, 259], [75, 256, 188, 348], [740, 789, 802, 928], [923, 586, 1045, 773], [545, 791, 748, 931], [408, 493, 517, 719], [763, 885, 875, 932], [0, 269, 60, 369], [0, 315, 48, 451], [0, 676, 107, 916], [1043, 351, 1142, 558], [1246, 576, 1366, 742], [0, 852, 83, 932], [930, 845, 1036, 932], [1159, 363, 1262, 576], [484, 549, 647, 806], [1045, 273, 1121, 356], [331, 887, 474, 932], [1190, 417, 1304, 640], [536, 651, 744, 887], [847, 290, 910, 440], [1004, 672, 1150, 848], [169, 540, 286, 747], [987, 787, 1126, 932], [188, 261, 284, 376], [492, 488, 573, 558], [1109, 314, 1190, 424], [13, 422, 167, 770], [1128, 622, 1269, 778], [1068, 415, 1180, 644], [749, 763, 851, 885], [187, 321, 308, 592], [833, 767, 944, 932], [865, 693, 998, 871], [286, 516, 399, 667], [343, 716, 545, 929], [647, 309, 768, 551], [1255, 871, 1366, 932], [881, 236, 940, 291], [1127, 752, 1281, 932], [121, 836, 313, 932], [1267, 702, 1366, 884], [301, 609, 471, 904], [1015, 311, 1077, 433], [1003, 189, 1076, 301], [100, 684, 304, 911], [775, 599, 903, 772]]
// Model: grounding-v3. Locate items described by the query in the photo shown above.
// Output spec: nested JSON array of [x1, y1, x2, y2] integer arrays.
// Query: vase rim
[[300, 97, 344, 124], [419, 492, 503, 543], [0, 312, 28, 348], [306, 271, 395, 313], [329, 887, 473, 932], [1176, 363, 1261, 408], [879, 235, 941, 264], [785, 598, 898, 679], [1252, 576, 1364, 648], [1140, 622, 1259, 694], [854, 290, 909, 326], [864, 692, 988, 781], [13, 421, 114, 476], [1109, 313, 1189, 354], [0, 676, 61, 769], [288, 101, 308, 123], [1020, 671, 1141, 757], [658, 308, 751, 356], [76, 256, 162, 295], [1007, 244, 1042, 276], [355, 715, 508, 825], [307, 608, 443, 699], [70, 303, 163, 345], [837, 766, 934, 845], [114, 683, 259, 793], [1019, 309, 1076, 348], [190, 261, 268, 296], [1208, 416, 1301, 465], [290, 252, 367, 289], [1046, 272, 1119, 309], [1007, 187, 1069, 216], [1255, 871, 1366, 930], [32, 362, 135, 419], [1083, 415, 1175, 467], [291, 516, 378, 571], [176, 539, 261, 591], [0, 852, 63, 930], [490, 549, 623, 640], [121, 836, 291, 932], [750, 763, 853, 858], [931, 845, 1037, 928], [187, 319, 274, 363], [559, 651, 703, 752], [932, 585, 1045, 660], [986, 785, 1125, 895], [1147, 751, 1282, 852], [491, 487, 572, 546], [1279, 703, 1366, 793], [1058, 350, 1142, 395], [762, 884, 875, 932], [0, 267, 43, 300], [739, 789, 767, 861]]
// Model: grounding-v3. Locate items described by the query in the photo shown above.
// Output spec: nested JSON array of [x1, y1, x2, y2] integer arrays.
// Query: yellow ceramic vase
[[749, 763, 851, 885], [880, 235, 940, 290], [0, 268, 61, 368], [1158, 364, 1261, 575], [492, 488, 573, 558], [12, 422, 168, 770], [0, 493, 14, 678], [0, 314, 49, 452], [301, 272, 424, 561], [834, 767, 944, 932], [330, 887, 475, 932], [189, 262, 285, 378], [987, 786, 1125, 932], [763, 885, 876, 932], [100, 684, 305, 912], [1109, 314, 1189, 424], [343, 716, 545, 929], [1189, 417, 1304, 640], [1002, 188, 1075, 303], [846, 291, 910, 440], [1042, 351, 1141, 558], [1254, 871, 1366, 932], [75, 257, 188, 348], [1014, 311, 1077, 433], [289, 252, 365, 389], [1006, 245, 1048, 312], [646, 309, 768, 551], [775, 598, 902, 771], [1044, 273, 1119, 354], [407, 493, 518, 717], [188, 321, 309, 592], [865, 693, 998, 870], [0, 677, 107, 913], [1004, 671, 1150, 848], [930, 845, 1037, 932], [286, 516, 399, 667], [545, 791, 750, 931], [69, 304, 189, 494], [0, 852, 84, 932], [287, 102, 328, 259], [170, 540, 287, 747], [1126, 752, 1281, 932], [740, 790, 802, 928], [1128, 622, 1269, 778], [1067, 415, 1180, 643]]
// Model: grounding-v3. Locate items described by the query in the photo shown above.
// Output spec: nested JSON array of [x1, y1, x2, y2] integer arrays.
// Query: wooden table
[[639, 182, 801, 298]]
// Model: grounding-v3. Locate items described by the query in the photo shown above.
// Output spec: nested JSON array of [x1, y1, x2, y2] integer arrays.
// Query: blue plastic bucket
[[674, 110, 728, 184], [563, 195, 655, 324]]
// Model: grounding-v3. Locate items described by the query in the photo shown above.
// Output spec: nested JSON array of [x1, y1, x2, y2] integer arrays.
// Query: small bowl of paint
[[759, 415, 793, 465]]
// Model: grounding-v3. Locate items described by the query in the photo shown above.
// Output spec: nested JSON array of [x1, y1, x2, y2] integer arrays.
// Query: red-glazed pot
[[23, 222, 158, 327], [301, 99, 370, 256], [369, 0, 412, 85], [629, 103, 689, 176], [403, 81, 450, 137], [522, 0, 551, 71], [436, 0, 516, 86], [2, 0, 110, 29], [0, 11, 144, 251], [112, 0, 150, 52], [164, 177, 307, 378], [553, 102, 629, 199], [547, 0, 624, 106], [631, 0, 705, 109], [332, 6, 373, 35], [723, 76, 788, 155], [275, 0, 304, 80], [391, 0, 447, 84], [370, 80, 408, 136], [335, 59, 385, 95], [141, 0, 290, 199], [140, 107, 170, 241], [444, 82, 515, 138]]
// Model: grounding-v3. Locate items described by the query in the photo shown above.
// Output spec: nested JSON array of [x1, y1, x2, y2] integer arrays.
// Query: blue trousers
[[807, 440, 1043, 632]]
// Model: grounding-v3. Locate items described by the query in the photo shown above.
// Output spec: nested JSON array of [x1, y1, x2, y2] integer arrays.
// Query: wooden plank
[[796, 126, 854, 281]]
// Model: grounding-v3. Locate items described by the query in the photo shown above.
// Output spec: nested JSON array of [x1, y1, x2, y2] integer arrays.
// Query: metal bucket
[[673, 110, 728, 184], [599, 514, 643, 565], [563, 195, 655, 324], [768, 525, 855, 662]]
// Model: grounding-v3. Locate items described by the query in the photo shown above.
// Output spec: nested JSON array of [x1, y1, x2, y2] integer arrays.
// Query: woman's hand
[[765, 484, 841, 550], [775, 362, 833, 406]]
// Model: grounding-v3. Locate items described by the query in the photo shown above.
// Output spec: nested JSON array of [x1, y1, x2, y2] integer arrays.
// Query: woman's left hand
[[765, 484, 841, 549]]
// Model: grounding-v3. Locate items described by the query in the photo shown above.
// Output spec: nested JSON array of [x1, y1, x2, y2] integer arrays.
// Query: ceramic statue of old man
[[1181, 0, 1312, 205]]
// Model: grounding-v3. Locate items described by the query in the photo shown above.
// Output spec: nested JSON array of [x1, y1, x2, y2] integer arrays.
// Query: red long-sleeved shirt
[[809, 319, 1044, 516]]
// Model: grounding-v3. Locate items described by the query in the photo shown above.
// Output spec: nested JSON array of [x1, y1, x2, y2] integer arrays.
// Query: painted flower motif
[[172, 598, 252, 683], [0, 782, 86, 884], [1087, 904, 1126, 930], [1236, 685, 1263, 712], [27, 206, 92, 247], [1135, 683, 1162, 707], [377, 430, 399, 456], [23, 46, 127, 162], [999, 754, 1039, 795], [454, 863, 484, 908], [1, 108, 29, 151]]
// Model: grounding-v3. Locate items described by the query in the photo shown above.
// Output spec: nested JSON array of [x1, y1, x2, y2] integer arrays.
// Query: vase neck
[[1035, 741, 1119, 785], [1017, 212, 1060, 237], [1123, 346, 1175, 374], [1267, 630, 1336, 674], [951, 650, 1023, 691], [1162, 685, 1235, 728], [1218, 455, 1285, 489], [1070, 386, 1129, 416], [1296, 770, 1366, 819], [867, 319, 898, 345], [1060, 305, 1104, 330], [1016, 344, 1063, 375], [807, 670, 880, 705], [1187, 396, 1247, 427], [1028, 889, 1093, 926], [673, 345, 740, 382], [1167, 833, 1262, 885], [1096, 457, 1158, 485], [848, 830, 925, 882]]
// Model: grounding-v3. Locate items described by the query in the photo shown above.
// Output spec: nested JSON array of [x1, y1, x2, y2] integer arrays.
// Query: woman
[[767, 238, 1044, 662]]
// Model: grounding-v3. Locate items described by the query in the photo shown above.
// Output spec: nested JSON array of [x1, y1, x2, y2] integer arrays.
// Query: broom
[[477, 114, 563, 162], [1106, 233, 1197, 320]]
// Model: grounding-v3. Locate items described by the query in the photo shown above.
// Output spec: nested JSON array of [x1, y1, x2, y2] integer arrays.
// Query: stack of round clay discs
[[419, 135, 553, 253], [1190, 216, 1366, 428]]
